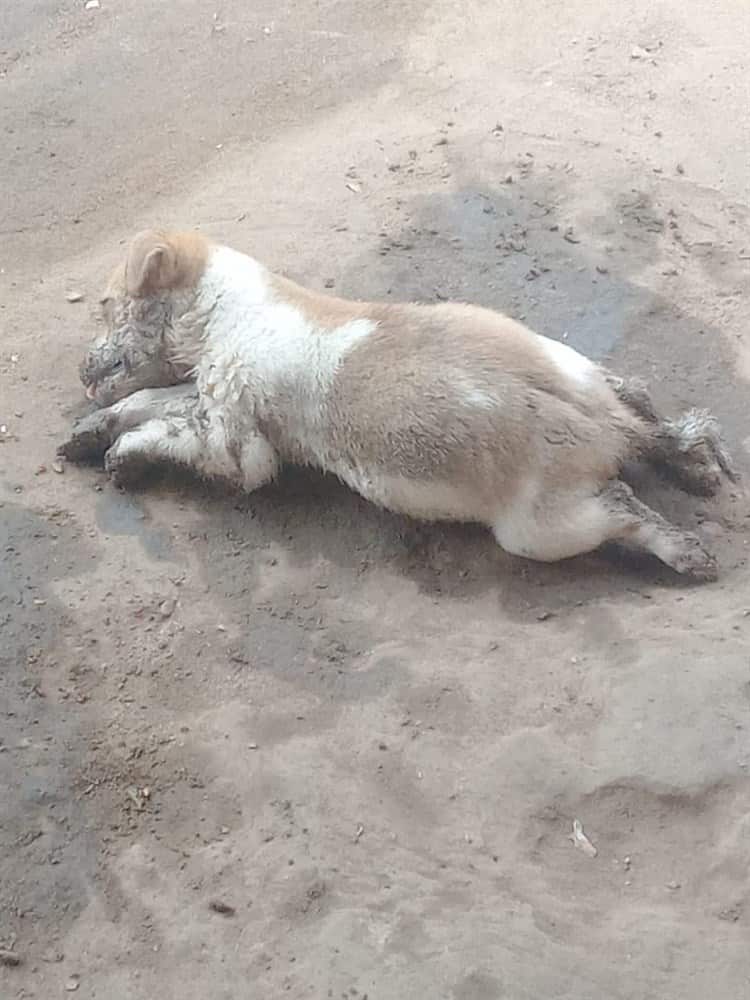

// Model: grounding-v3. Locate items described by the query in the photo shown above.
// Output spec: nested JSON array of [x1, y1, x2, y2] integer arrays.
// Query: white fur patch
[[538, 335, 596, 386], [193, 247, 376, 464], [492, 478, 611, 561], [459, 385, 498, 410], [201, 246, 268, 305], [199, 303, 374, 401], [331, 466, 491, 522]]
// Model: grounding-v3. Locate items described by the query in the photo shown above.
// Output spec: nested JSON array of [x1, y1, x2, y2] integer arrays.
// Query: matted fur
[[62, 228, 738, 579]]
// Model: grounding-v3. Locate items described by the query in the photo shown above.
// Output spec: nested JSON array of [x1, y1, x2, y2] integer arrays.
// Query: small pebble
[[209, 899, 236, 917]]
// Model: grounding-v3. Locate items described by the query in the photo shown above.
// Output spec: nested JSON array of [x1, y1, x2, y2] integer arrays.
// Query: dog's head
[[80, 229, 208, 405]]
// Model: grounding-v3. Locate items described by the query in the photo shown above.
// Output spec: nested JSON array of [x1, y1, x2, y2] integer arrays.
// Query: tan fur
[[124, 229, 210, 298], [366, 301, 616, 412], [266, 283, 617, 414], [268, 273, 372, 329], [322, 307, 629, 508]]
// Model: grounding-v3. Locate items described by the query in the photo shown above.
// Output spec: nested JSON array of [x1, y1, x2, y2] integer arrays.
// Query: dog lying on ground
[[59, 228, 739, 580]]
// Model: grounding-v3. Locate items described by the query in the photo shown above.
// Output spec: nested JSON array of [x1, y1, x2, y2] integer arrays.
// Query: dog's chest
[[199, 308, 376, 465]]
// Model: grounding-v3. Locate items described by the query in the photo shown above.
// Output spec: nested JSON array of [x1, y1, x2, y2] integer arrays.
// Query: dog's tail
[[665, 408, 740, 483]]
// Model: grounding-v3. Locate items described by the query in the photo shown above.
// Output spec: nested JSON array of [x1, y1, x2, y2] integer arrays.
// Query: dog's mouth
[[80, 358, 124, 404]]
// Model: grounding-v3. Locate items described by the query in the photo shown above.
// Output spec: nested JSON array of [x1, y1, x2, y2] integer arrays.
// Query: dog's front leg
[[59, 384, 200, 463], [101, 401, 279, 491]]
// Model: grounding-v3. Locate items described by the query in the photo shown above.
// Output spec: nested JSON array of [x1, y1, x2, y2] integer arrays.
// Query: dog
[[59, 228, 738, 579]]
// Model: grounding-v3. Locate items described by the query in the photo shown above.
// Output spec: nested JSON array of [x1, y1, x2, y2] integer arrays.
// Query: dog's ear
[[125, 230, 175, 297], [125, 229, 208, 297]]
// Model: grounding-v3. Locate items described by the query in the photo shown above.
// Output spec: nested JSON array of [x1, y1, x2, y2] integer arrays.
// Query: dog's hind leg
[[492, 480, 718, 580]]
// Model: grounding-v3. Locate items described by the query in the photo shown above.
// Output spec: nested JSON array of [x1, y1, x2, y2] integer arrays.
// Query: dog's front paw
[[58, 410, 115, 463], [104, 441, 152, 488]]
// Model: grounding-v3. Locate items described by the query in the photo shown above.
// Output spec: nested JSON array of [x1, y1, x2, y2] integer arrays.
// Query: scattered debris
[[354, 823, 365, 843], [516, 153, 535, 178], [125, 786, 148, 811], [65, 977, 80, 992], [209, 899, 236, 917], [491, 123, 504, 135], [345, 181, 361, 194], [570, 818, 598, 857], [630, 45, 651, 60], [66, 291, 84, 303], [496, 226, 528, 254], [85, 0, 100, 8], [666, 880, 681, 890], [0, 949, 22, 967], [619, 193, 664, 233], [159, 598, 176, 619], [52, 460, 65, 474]]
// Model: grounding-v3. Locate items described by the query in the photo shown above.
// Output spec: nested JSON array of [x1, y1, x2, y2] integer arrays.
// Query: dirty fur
[[61, 228, 739, 580]]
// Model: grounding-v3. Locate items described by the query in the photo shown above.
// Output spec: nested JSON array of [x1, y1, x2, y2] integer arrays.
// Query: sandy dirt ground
[[2, 2, 750, 997]]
